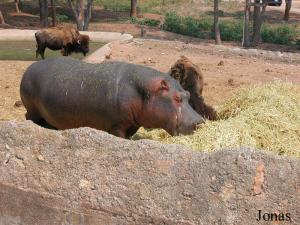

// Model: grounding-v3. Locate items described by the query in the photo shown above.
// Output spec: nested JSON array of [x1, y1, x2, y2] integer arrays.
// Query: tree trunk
[[253, 0, 260, 34], [283, 0, 292, 21], [67, 0, 83, 30], [77, 0, 84, 30], [50, 0, 56, 27], [130, 0, 137, 17], [15, 0, 21, 13], [39, 0, 48, 28], [242, 0, 251, 47], [252, 3, 267, 47], [0, 10, 5, 24], [83, 0, 93, 31], [214, 0, 221, 45], [253, 0, 261, 45], [67, 0, 93, 31]]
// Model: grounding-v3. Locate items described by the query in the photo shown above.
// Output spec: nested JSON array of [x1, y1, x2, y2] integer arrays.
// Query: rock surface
[[0, 121, 299, 225]]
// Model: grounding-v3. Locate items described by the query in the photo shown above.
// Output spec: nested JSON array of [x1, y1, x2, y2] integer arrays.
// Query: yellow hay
[[133, 82, 300, 158]]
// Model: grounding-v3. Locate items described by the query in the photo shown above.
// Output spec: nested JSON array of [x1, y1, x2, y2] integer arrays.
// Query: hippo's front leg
[[125, 126, 139, 139], [110, 127, 127, 138], [110, 125, 139, 139]]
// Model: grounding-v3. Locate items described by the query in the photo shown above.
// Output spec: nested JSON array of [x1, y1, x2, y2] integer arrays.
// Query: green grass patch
[[0, 41, 105, 61], [95, 0, 131, 12], [163, 12, 213, 38], [130, 17, 160, 27], [163, 12, 299, 45], [261, 24, 298, 45], [56, 14, 71, 22], [217, 20, 243, 42], [94, 0, 182, 13]]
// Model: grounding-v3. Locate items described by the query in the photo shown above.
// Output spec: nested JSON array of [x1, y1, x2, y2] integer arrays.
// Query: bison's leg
[[36, 49, 39, 59], [35, 45, 41, 59], [39, 46, 46, 59], [198, 103, 218, 121], [35, 44, 46, 59], [191, 95, 218, 121], [61, 47, 68, 56]]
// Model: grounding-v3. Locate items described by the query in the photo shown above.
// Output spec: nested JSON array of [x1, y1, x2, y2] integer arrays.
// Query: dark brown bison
[[169, 56, 218, 120], [35, 25, 90, 59]]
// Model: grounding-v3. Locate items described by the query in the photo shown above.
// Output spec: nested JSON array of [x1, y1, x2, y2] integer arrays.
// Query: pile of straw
[[133, 82, 300, 158]]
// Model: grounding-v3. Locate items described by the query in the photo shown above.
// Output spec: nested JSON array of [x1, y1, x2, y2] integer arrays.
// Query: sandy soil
[[109, 39, 300, 105], [1, 39, 300, 122], [0, 61, 32, 121]]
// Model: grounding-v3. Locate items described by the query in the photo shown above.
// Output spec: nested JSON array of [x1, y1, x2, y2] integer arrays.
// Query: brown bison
[[169, 56, 218, 120], [35, 25, 90, 59]]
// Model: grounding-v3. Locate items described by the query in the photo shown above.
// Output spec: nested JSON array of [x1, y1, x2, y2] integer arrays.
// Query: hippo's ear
[[141, 78, 169, 98], [159, 79, 169, 91]]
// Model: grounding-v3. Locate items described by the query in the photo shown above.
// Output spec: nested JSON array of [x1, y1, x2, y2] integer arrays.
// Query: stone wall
[[0, 121, 299, 225]]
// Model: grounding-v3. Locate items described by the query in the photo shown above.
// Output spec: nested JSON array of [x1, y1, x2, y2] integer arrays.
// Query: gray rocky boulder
[[0, 121, 299, 225]]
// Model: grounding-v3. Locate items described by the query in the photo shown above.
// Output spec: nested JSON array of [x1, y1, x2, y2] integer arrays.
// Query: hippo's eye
[[174, 95, 182, 103]]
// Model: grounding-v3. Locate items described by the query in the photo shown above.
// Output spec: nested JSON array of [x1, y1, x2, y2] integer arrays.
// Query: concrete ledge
[[0, 29, 38, 41], [0, 29, 133, 42], [83, 42, 112, 63], [80, 31, 132, 43]]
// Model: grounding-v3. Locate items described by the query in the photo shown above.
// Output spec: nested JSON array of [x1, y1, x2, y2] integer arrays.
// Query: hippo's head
[[140, 77, 205, 135]]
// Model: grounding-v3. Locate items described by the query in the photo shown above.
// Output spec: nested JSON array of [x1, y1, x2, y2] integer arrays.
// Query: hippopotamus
[[20, 58, 204, 138]]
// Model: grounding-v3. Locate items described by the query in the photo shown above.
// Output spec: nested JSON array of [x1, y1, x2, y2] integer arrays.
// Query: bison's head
[[76, 34, 90, 56], [169, 55, 203, 94]]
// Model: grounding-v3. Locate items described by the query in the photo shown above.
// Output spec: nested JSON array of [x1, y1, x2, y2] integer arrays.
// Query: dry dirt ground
[[1, 39, 300, 122], [110, 39, 300, 103], [0, 60, 31, 121]]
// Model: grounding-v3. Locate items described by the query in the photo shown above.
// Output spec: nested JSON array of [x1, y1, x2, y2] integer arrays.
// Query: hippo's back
[[20, 57, 169, 130]]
